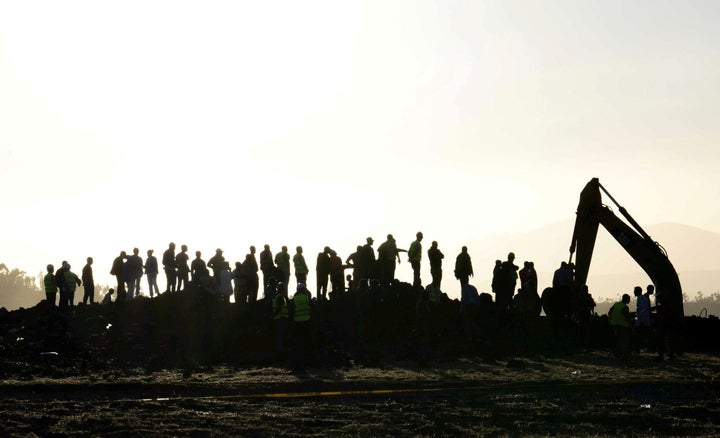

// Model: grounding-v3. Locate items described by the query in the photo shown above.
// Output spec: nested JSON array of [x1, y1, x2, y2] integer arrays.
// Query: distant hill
[[465, 221, 720, 300]]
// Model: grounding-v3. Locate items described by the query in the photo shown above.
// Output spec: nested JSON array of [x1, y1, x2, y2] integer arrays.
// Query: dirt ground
[[2, 350, 719, 437]]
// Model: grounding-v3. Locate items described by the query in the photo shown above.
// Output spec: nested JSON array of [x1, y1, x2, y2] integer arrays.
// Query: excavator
[[543, 178, 684, 319]]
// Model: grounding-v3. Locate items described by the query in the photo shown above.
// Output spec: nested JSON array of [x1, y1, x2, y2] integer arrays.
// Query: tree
[[0, 263, 43, 310]]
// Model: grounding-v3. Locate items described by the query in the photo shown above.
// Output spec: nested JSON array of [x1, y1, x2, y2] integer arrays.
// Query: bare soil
[[2, 351, 719, 437]]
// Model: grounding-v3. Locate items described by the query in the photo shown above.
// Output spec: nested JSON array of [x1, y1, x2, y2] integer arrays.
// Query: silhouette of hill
[[466, 221, 720, 300]]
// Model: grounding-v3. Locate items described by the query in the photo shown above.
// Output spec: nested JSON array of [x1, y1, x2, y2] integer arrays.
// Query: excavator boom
[[569, 178, 684, 316]]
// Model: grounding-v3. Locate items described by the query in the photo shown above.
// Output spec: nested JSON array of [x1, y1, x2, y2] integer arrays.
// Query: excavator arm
[[569, 178, 684, 316]]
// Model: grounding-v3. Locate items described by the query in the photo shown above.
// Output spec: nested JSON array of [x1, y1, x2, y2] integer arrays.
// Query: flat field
[[2, 351, 719, 437]]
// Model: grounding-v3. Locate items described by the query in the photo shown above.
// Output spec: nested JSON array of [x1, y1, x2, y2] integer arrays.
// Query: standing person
[[61, 262, 81, 311], [260, 244, 275, 295], [329, 250, 344, 295], [162, 242, 177, 293], [377, 234, 405, 284], [427, 241, 444, 289], [176, 244, 190, 291], [271, 282, 289, 354], [454, 246, 474, 286], [609, 293, 632, 360], [274, 246, 291, 286], [207, 248, 225, 282], [43, 264, 58, 309], [232, 261, 247, 308], [191, 250, 207, 283], [496, 252, 519, 314], [81, 257, 95, 305], [408, 232, 424, 287], [293, 246, 309, 285], [126, 248, 144, 299], [655, 290, 678, 362], [316, 246, 331, 301], [634, 285, 651, 350], [219, 262, 234, 303], [359, 237, 376, 282], [110, 251, 127, 299], [144, 249, 160, 298], [291, 283, 314, 368], [246, 246, 260, 302]]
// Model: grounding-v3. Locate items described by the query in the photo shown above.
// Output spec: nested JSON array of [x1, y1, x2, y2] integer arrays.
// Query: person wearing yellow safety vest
[[272, 282, 289, 353], [291, 283, 315, 367], [608, 293, 632, 360], [408, 231, 423, 287], [44, 264, 58, 309]]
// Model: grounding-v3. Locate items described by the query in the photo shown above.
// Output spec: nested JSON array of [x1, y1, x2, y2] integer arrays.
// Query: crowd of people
[[38, 231, 678, 363]]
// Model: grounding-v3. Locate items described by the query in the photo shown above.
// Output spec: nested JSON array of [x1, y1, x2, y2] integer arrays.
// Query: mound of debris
[[2, 282, 718, 375]]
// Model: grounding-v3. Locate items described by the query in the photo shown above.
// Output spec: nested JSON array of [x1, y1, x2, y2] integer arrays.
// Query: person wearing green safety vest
[[291, 283, 314, 367], [408, 231, 423, 287], [44, 264, 58, 309], [60, 262, 81, 312], [608, 293, 632, 360], [272, 282, 289, 354]]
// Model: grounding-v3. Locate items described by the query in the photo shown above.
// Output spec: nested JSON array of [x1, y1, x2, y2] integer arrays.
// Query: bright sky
[[1, 0, 719, 298]]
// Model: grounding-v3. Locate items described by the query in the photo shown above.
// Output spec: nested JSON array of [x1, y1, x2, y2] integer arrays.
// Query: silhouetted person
[[233, 261, 247, 307], [191, 250, 207, 282], [272, 282, 289, 354], [207, 248, 225, 282], [357, 237, 376, 283], [145, 249, 160, 297], [377, 234, 405, 284], [460, 282, 481, 340], [408, 231, 423, 287], [291, 283, 315, 368], [329, 250, 344, 295], [110, 251, 127, 299], [44, 264, 58, 309], [260, 244, 274, 295], [55, 261, 68, 308], [60, 261, 81, 311], [519, 261, 538, 297], [345, 245, 363, 290], [427, 240, 444, 288], [162, 243, 177, 293], [245, 246, 260, 302], [175, 244, 190, 291], [655, 290, 678, 362], [274, 246, 291, 286], [126, 248, 144, 299], [316, 246, 331, 301], [454, 246, 473, 286], [219, 261, 233, 302], [491, 259, 502, 294], [101, 288, 114, 305], [495, 252, 519, 314], [81, 257, 95, 305], [293, 246, 308, 284], [609, 293, 632, 360]]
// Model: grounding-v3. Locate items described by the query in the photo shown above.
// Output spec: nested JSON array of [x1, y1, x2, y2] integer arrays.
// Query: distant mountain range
[[466, 221, 720, 299]]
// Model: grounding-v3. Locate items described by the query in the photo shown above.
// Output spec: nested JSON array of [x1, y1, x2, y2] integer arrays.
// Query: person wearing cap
[[81, 257, 95, 305], [293, 246, 309, 285], [408, 232, 424, 287], [44, 264, 58, 309]]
